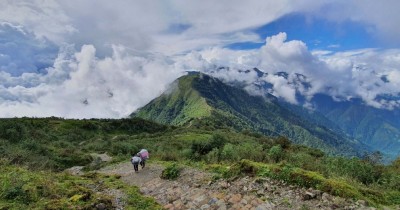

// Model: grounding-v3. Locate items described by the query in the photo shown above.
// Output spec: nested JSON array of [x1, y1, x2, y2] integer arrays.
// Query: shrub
[[205, 148, 220, 163], [321, 157, 383, 185], [158, 150, 179, 161], [191, 140, 212, 156], [161, 163, 182, 180], [287, 152, 315, 170], [236, 159, 259, 176], [190, 134, 227, 157], [210, 134, 227, 149], [268, 145, 283, 163], [110, 142, 138, 156], [237, 143, 265, 162], [221, 143, 237, 161]]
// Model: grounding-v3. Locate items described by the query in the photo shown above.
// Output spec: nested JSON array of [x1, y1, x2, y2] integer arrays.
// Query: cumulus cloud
[[1, 1, 400, 117], [263, 74, 298, 104], [182, 33, 400, 109], [0, 45, 184, 118], [2, 28, 400, 118], [0, 0, 324, 56], [3, 0, 400, 54]]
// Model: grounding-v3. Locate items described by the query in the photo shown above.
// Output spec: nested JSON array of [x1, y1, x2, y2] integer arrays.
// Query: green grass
[[134, 74, 212, 126], [0, 160, 161, 210], [124, 186, 163, 210]]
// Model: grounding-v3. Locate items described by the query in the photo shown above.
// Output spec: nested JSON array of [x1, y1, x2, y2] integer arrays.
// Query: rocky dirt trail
[[97, 161, 378, 210]]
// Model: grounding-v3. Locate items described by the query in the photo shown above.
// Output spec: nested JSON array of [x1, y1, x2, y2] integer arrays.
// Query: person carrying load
[[131, 153, 142, 172], [138, 149, 149, 169]]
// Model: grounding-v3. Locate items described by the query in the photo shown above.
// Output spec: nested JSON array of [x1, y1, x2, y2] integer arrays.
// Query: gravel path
[[97, 161, 377, 210], [98, 161, 165, 187]]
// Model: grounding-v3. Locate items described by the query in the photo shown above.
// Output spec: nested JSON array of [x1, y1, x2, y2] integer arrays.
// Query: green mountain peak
[[132, 72, 368, 156], [132, 72, 212, 125]]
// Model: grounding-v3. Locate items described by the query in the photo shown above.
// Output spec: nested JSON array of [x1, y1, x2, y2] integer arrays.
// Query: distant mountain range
[[309, 94, 400, 159], [197, 67, 400, 160], [131, 72, 371, 157]]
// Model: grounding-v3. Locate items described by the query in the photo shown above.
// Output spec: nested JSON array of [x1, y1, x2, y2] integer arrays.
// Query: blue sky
[[0, 0, 400, 118], [228, 13, 378, 51]]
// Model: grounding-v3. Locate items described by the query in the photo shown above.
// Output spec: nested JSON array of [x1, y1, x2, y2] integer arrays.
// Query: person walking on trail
[[131, 153, 142, 173], [139, 149, 149, 169]]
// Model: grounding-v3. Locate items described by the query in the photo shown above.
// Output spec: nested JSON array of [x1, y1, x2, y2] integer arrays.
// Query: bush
[[110, 142, 138, 156], [221, 143, 237, 161], [205, 148, 220, 163], [237, 143, 265, 162], [287, 152, 315, 170], [158, 150, 179, 161], [161, 163, 181, 180], [268, 145, 283, 163], [190, 134, 227, 157], [321, 157, 383, 185]]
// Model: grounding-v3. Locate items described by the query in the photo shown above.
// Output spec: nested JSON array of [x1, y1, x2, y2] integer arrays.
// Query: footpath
[[97, 162, 377, 210]]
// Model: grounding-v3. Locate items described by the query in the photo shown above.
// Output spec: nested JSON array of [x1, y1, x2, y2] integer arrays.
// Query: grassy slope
[[0, 161, 162, 210], [0, 118, 399, 208], [134, 73, 365, 157], [133, 74, 211, 126]]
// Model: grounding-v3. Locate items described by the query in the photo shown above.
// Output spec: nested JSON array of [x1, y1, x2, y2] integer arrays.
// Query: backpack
[[131, 156, 141, 164], [139, 149, 149, 160]]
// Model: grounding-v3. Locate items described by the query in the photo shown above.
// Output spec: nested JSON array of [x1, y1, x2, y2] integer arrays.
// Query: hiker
[[131, 153, 142, 172], [139, 149, 149, 169]]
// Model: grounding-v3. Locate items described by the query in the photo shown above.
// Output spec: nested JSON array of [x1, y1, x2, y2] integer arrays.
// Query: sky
[[1, 0, 400, 118]]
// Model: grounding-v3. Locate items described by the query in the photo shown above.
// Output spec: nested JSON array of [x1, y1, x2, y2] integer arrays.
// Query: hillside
[[1, 117, 399, 209], [132, 72, 367, 157], [310, 94, 400, 159], [227, 67, 400, 160], [133, 72, 212, 126]]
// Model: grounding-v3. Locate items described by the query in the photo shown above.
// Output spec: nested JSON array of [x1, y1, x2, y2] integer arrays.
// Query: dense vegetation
[[133, 73, 368, 157], [0, 117, 399, 208], [0, 117, 166, 209], [309, 94, 400, 160]]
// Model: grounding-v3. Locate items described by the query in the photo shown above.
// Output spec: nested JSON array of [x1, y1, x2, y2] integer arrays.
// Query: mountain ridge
[[132, 72, 368, 157], [200, 67, 399, 160]]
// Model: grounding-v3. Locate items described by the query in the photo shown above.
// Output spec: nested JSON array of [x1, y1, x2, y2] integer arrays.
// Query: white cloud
[[264, 74, 298, 104], [2, 0, 400, 54], [186, 33, 400, 109], [1, 31, 400, 117], [0, 0, 76, 43], [0, 45, 184, 118], [0, 0, 324, 56], [1, 1, 400, 117]]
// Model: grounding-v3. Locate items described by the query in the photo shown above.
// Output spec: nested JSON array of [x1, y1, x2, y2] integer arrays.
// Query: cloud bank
[[0, 44, 183, 118], [183, 33, 400, 109], [0, 1, 400, 118]]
